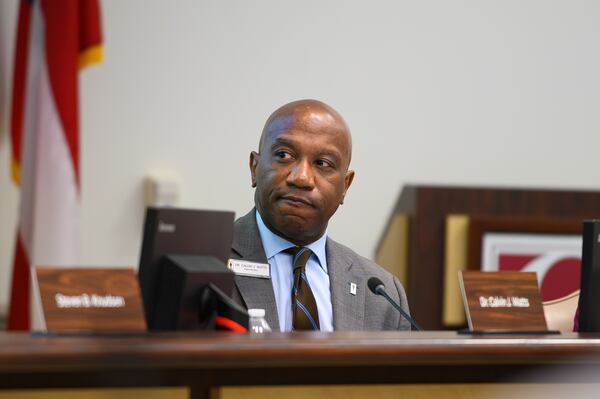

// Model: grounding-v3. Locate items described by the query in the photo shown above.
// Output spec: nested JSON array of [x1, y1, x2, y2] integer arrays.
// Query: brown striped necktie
[[285, 247, 320, 331]]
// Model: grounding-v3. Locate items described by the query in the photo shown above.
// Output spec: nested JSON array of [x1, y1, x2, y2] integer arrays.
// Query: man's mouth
[[279, 195, 314, 208]]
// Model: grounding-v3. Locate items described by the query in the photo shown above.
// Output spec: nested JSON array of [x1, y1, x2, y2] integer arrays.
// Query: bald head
[[258, 100, 352, 167], [250, 99, 355, 245]]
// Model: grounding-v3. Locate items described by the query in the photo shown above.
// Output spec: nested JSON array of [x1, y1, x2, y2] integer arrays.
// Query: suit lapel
[[327, 239, 365, 330], [231, 210, 280, 331]]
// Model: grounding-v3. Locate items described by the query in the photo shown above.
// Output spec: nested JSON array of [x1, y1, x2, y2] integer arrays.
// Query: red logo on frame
[[498, 255, 580, 301]]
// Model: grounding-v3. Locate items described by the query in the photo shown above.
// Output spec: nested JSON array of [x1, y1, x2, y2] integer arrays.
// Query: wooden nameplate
[[459, 271, 556, 334], [33, 267, 147, 333]]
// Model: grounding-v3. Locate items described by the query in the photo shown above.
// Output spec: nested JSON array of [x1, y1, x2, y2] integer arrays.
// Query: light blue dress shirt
[[255, 211, 333, 332]]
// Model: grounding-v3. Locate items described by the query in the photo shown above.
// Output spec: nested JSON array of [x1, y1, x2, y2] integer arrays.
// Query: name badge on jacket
[[228, 259, 271, 279]]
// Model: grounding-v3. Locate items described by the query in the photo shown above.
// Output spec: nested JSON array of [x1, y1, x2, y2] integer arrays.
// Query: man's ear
[[249, 151, 259, 187], [340, 170, 355, 205]]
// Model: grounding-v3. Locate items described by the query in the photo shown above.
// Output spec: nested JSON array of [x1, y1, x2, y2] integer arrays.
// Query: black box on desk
[[579, 220, 600, 332], [153, 254, 235, 330]]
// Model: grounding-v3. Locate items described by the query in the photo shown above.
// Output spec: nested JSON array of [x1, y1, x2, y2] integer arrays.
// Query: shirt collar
[[255, 210, 328, 273]]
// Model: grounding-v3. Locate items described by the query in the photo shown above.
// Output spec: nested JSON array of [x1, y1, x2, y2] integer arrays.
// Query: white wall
[[1, 0, 599, 312]]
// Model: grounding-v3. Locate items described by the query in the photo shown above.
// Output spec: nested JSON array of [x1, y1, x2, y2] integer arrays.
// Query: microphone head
[[367, 277, 385, 294]]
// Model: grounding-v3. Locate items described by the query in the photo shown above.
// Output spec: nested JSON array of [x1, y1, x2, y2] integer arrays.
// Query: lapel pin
[[350, 282, 357, 296]]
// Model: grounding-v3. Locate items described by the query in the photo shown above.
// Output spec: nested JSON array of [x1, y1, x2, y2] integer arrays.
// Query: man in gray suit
[[230, 99, 411, 331]]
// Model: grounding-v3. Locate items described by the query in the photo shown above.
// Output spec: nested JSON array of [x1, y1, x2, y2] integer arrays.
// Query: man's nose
[[287, 159, 315, 189]]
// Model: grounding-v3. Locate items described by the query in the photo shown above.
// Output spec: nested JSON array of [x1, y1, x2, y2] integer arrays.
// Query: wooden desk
[[1, 331, 600, 399]]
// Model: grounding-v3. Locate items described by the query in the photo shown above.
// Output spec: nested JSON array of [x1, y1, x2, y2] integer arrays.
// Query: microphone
[[367, 277, 422, 331]]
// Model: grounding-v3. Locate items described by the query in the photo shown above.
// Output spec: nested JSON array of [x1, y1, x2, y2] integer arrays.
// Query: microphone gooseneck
[[367, 277, 422, 331]]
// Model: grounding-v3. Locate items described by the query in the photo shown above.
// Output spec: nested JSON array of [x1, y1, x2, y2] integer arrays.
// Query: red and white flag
[[8, 0, 102, 330]]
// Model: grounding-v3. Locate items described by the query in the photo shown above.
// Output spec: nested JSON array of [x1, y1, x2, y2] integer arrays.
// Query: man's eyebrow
[[317, 148, 342, 162], [270, 137, 297, 149]]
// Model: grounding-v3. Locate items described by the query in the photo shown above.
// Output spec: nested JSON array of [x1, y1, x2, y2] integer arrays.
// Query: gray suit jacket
[[230, 210, 411, 331]]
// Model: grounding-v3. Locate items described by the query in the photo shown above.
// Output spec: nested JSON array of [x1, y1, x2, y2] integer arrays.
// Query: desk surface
[[1, 331, 600, 397]]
